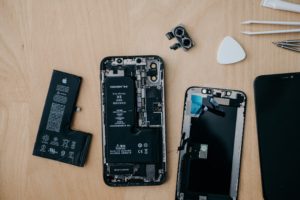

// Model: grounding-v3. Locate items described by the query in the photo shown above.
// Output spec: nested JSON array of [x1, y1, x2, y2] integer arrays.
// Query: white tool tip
[[241, 21, 252, 25], [217, 36, 246, 65]]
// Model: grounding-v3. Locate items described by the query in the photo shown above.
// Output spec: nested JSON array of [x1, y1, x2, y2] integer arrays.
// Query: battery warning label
[[105, 77, 134, 128], [46, 84, 70, 133], [110, 144, 132, 155], [112, 92, 127, 105]]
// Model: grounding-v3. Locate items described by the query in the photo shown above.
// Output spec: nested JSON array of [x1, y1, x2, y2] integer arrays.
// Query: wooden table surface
[[1, 0, 300, 199]]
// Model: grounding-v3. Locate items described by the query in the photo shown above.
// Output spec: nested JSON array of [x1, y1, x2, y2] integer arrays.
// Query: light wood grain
[[1, 0, 300, 199]]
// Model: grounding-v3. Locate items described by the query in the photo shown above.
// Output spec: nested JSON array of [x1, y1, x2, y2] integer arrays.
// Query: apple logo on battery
[[62, 78, 67, 84]]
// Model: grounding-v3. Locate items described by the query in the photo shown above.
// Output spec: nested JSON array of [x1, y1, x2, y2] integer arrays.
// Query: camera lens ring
[[182, 38, 192, 48], [174, 27, 185, 37]]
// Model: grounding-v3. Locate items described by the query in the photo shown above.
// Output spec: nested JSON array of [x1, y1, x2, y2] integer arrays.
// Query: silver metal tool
[[273, 39, 300, 53]]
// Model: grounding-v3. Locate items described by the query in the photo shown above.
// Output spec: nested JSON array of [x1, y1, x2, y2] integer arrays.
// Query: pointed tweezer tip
[[241, 31, 251, 35], [241, 21, 250, 25]]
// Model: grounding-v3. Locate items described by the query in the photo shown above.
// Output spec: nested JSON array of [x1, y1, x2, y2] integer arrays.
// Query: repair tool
[[273, 39, 300, 52], [241, 20, 300, 35], [261, 0, 300, 13]]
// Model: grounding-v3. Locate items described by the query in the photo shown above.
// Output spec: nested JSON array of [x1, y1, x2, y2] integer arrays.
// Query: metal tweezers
[[273, 40, 300, 53], [241, 20, 300, 35]]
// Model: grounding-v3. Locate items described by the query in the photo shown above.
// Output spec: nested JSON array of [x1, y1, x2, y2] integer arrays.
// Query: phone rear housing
[[176, 87, 246, 200], [100, 56, 166, 186]]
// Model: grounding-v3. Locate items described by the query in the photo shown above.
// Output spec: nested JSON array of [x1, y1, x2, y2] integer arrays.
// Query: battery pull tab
[[33, 70, 92, 167]]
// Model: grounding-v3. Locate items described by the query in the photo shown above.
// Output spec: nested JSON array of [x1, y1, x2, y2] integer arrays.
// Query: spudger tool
[[241, 20, 300, 35]]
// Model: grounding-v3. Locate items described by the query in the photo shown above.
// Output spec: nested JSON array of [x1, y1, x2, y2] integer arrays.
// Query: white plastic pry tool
[[261, 0, 300, 13], [217, 36, 246, 65]]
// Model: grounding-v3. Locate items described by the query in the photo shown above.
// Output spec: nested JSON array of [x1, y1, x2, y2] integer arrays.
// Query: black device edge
[[100, 55, 167, 186], [253, 72, 300, 200], [175, 86, 247, 200]]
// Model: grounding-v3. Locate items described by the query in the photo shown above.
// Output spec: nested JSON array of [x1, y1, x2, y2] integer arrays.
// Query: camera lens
[[151, 76, 157, 82], [182, 38, 192, 48], [136, 58, 142, 63], [150, 63, 157, 69], [174, 27, 185, 37]]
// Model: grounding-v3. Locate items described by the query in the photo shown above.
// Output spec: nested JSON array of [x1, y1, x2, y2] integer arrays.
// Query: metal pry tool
[[241, 20, 300, 35], [273, 39, 300, 53]]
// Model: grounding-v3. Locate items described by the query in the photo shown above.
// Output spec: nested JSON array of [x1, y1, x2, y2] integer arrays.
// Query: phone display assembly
[[254, 73, 300, 200], [176, 87, 246, 200], [100, 56, 166, 186]]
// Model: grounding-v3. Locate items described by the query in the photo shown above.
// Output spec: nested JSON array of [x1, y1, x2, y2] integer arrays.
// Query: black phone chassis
[[100, 56, 166, 186], [176, 87, 246, 200]]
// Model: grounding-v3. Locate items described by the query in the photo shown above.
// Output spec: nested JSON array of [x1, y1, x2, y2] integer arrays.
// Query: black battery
[[104, 77, 160, 164], [33, 70, 92, 167]]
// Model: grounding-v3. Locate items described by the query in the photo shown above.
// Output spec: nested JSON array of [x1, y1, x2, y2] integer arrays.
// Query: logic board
[[100, 56, 166, 186]]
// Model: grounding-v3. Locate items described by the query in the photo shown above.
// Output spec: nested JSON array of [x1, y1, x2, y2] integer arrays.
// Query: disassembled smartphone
[[176, 87, 246, 200], [100, 56, 166, 186]]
